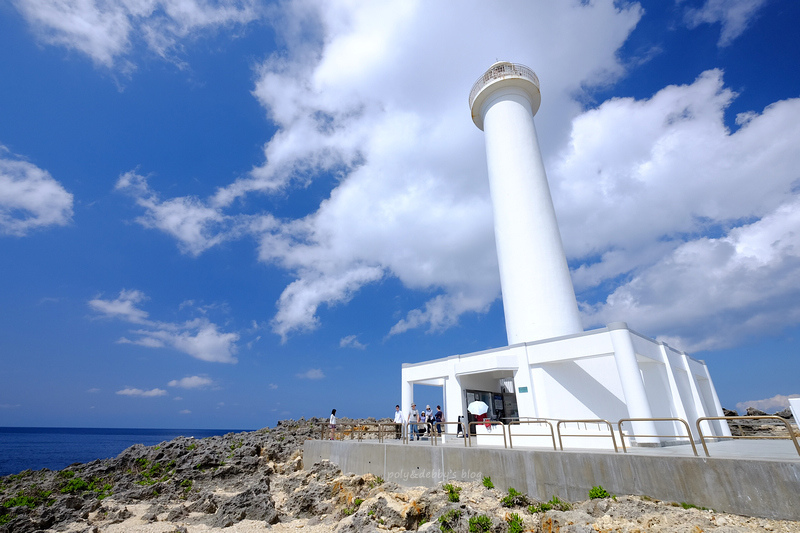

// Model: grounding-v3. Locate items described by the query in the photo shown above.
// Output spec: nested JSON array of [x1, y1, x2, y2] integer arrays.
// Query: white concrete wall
[[401, 325, 729, 448], [790, 398, 800, 424]]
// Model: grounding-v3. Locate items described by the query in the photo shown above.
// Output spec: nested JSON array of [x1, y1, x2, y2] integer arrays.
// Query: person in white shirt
[[393, 405, 404, 439], [329, 409, 337, 440]]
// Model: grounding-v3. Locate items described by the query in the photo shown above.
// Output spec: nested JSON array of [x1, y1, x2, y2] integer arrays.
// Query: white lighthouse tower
[[469, 62, 582, 345], [400, 61, 729, 448]]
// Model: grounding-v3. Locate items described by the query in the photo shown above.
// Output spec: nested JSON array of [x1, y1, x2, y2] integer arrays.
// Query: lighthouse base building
[[400, 62, 729, 448], [401, 322, 730, 447]]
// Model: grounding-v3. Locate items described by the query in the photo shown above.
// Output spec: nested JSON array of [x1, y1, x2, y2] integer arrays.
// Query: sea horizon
[[0, 426, 254, 477]]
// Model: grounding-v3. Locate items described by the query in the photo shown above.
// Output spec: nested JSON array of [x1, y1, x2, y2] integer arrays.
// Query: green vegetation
[[5, 471, 33, 482], [58, 474, 112, 499], [500, 487, 529, 508], [468, 514, 493, 532], [675, 501, 710, 511], [342, 497, 364, 516], [507, 512, 524, 533], [481, 476, 494, 489], [438, 509, 461, 532], [129, 458, 177, 486], [187, 443, 197, 451], [179, 479, 193, 498], [442, 483, 462, 502], [589, 485, 611, 499], [528, 495, 571, 513], [3, 486, 54, 509], [60, 477, 89, 494], [0, 514, 10, 525]]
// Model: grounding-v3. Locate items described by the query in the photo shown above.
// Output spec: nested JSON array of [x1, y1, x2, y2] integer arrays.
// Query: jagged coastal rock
[[1, 415, 799, 532]]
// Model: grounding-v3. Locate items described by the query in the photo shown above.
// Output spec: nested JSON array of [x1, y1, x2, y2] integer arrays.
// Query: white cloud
[[168, 375, 213, 388], [683, 0, 768, 47], [12, 0, 262, 68], [116, 387, 168, 397], [559, 70, 800, 351], [0, 146, 73, 236], [87, 388, 101, 393], [116, 171, 245, 256], [89, 289, 151, 324], [179, 409, 191, 414], [123, 1, 643, 340], [112, 2, 800, 354], [268, 383, 278, 389], [90, 290, 240, 363], [736, 394, 800, 414], [296, 368, 324, 380], [339, 334, 365, 349], [131, 319, 240, 363]]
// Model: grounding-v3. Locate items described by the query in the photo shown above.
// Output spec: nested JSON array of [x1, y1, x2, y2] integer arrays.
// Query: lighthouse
[[399, 61, 729, 448], [469, 61, 582, 345]]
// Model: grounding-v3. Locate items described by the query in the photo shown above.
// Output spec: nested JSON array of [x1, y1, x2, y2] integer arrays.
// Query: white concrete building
[[401, 62, 730, 447]]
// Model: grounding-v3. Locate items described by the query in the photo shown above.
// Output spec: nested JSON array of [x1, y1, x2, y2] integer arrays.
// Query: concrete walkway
[[349, 433, 800, 461]]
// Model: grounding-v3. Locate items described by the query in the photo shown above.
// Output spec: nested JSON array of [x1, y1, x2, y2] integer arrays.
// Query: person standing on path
[[329, 409, 337, 440], [393, 405, 404, 439], [408, 404, 419, 441], [435, 405, 443, 436]]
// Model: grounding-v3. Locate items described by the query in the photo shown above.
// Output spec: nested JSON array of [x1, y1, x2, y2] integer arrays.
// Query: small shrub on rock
[[589, 485, 610, 499], [468, 514, 493, 532], [528, 495, 571, 513], [501, 487, 529, 507], [442, 483, 461, 502], [482, 476, 494, 489], [507, 512, 524, 533], [438, 509, 461, 532]]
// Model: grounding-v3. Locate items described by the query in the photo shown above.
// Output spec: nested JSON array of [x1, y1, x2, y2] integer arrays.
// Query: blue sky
[[1, 0, 799, 429]]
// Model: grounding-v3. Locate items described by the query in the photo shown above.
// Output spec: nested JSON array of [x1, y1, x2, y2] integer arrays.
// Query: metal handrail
[[506, 419, 557, 450], [617, 418, 697, 456], [426, 421, 470, 446], [377, 422, 401, 442], [696, 416, 800, 457], [322, 422, 386, 441], [403, 421, 436, 445], [556, 419, 618, 452], [469, 62, 539, 109], [467, 421, 507, 448]]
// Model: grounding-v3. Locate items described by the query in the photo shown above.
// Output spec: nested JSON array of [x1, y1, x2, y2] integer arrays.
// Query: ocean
[[0, 427, 250, 477]]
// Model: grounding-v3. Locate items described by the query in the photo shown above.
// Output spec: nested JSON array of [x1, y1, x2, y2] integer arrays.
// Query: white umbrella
[[467, 400, 489, 416]]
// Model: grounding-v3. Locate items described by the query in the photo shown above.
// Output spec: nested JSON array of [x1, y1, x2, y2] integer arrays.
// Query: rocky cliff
[[1, 416, 799, 533]]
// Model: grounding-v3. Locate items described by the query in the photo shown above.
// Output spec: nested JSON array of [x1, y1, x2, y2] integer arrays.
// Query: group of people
[[328, 404, 445, 441], [394, 403, 443, 440]]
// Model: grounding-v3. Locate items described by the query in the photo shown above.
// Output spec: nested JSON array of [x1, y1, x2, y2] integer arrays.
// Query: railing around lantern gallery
[[468, 62, 539, 109]]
